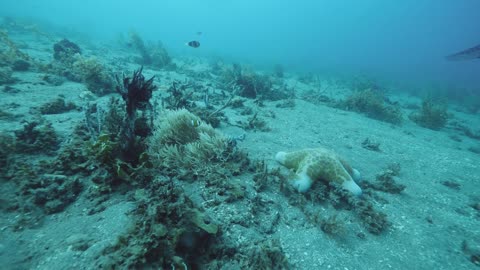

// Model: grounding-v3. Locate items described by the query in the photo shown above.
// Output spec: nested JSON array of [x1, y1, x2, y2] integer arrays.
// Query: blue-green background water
[[1, 0, 479, 88]]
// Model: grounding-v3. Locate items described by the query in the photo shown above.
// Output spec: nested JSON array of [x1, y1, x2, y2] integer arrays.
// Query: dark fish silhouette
[[186, 40, 200, 48], [446, 44, 480, 61]]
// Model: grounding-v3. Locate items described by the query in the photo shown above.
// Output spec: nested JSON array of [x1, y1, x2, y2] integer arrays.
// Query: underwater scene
[[0, 0, 479, 269]]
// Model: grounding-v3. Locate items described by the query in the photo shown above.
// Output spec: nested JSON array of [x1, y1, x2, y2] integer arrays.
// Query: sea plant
[[72, 56, 115, 95], [341, 89, 403, 124], [115, 66, 156, 163], [409, 98, 449, 130]]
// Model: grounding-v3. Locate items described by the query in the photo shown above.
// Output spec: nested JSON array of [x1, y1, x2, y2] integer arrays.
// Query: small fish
[[186, 40, 200, 48], [446, 44, 480, 61], [196, 31, 202, 36], [191, 119, 202, 127]]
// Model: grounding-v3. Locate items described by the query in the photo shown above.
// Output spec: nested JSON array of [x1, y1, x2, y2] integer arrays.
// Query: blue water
[[1, 0, 479, 88]]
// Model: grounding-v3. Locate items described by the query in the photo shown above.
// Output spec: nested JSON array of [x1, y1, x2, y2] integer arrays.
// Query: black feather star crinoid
[[115, 66, 156, 116]]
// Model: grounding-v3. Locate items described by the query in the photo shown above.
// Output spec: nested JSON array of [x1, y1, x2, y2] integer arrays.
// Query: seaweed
[[39, 96, 77, 114], [354, 198, 390, 234], [53, 38, 81, 64], [162, 80, 194, 110], [364, 163, 406, 194], [12, 59, 30, 71], [219, 64, 285, 100], [14, 121, 59, 154], [97, 179, 218, 269], [0, 29, 31, 67], [72, 56, 115, 95], [21, 174, 83, 214], [0, 132, 14, 177], [0, 67, 15, 85], [128, 31, 172, 69], [241, 239, 291, 269], [361, 137, 381, 152], [273, 63, 284, 78], [244, 111, 271, 132], [409, 98, 449, 130], [341, 89, 403, 124], [282, 175, 391, 235], [318, 214, 347, 236]]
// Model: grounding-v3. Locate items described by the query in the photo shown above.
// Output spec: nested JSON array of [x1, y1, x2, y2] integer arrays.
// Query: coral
[[275, 147, 362, 195], [409, 98, 448, 130], [14, 121, 59, 154], [53, 38, 81, 64], [72, 56, 115, 95], [342, 89, 403, 124], [39, 96, 77, 114]]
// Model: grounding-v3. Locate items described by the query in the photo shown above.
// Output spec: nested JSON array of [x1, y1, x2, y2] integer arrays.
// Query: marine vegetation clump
[[116, 66, 156, 162], [38, 96, 77, 114], [82, 68, 156, 187], [244, 111, 271, 132], [317, 214, 347, 236], [128, 31, 172, 69], [19, 174, 82, 215], [72, 56, 116, 95], [349, 75, 385, 93], [97, 179, 219, 269], [239, 239, 291, 269], [0, 67, 15, 85], [161, 79, 228, 128], [0, 29, 32, 70], [363, 163, 406, 194], [283, 177, 391, 235], [53, 38, 81, 64], [273, 63, 284, 78], [341, 89, 403, 124], [220, 64, 284, 100], [14, 121, 59, 154], [162, 79, 195, 110], [361, 137, 381, 152], [409, 98, 449, 130], [148, 109, 249, 201], [0, 132, 14, 177]]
